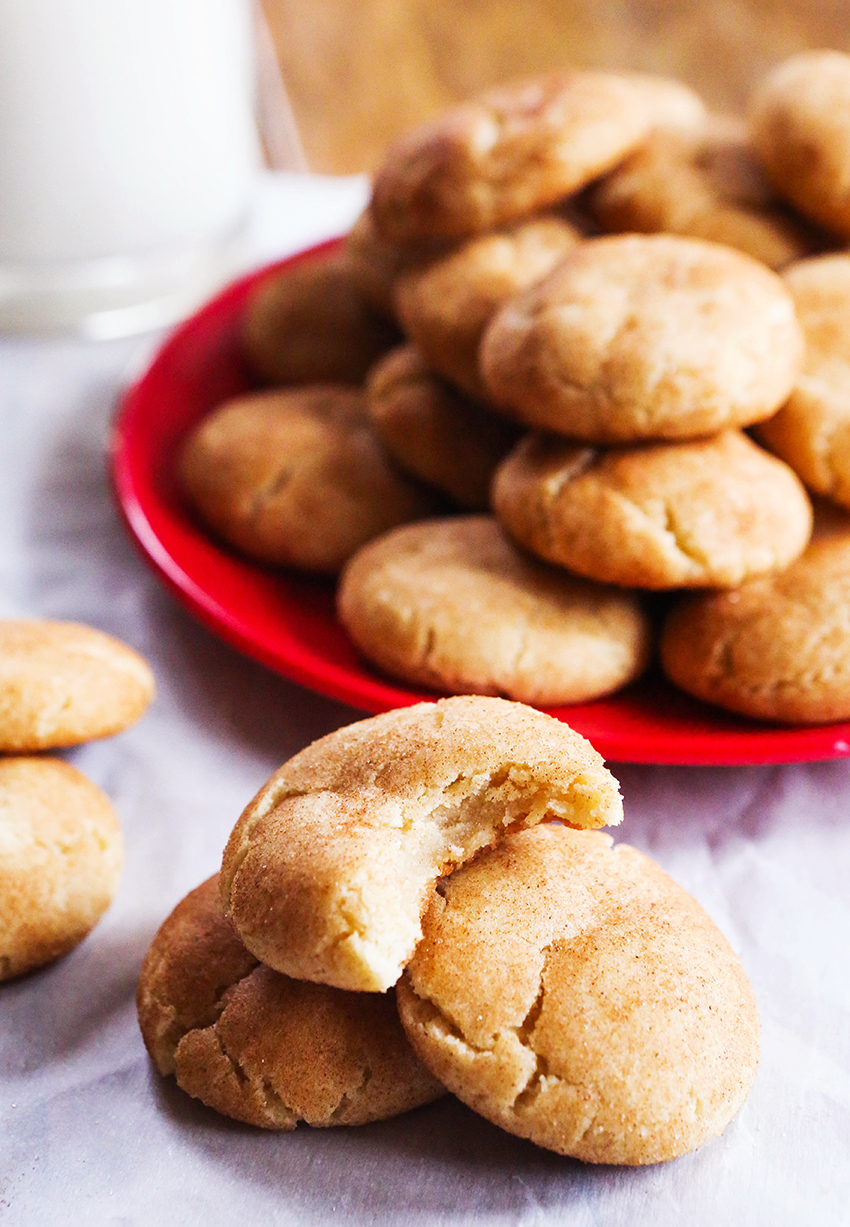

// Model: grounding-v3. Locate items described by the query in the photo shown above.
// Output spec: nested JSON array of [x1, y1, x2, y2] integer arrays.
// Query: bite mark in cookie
[[220, 696, 622, 993]]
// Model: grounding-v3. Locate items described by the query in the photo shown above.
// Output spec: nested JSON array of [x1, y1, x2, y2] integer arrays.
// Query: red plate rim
[[110, 238, 850, 766]]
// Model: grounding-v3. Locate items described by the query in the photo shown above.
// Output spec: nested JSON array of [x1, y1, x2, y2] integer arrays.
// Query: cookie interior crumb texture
[[220, 696, 622, 993]]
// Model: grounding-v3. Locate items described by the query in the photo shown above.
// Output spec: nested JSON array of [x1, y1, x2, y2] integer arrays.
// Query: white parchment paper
[[1, 174, 848, 1227]]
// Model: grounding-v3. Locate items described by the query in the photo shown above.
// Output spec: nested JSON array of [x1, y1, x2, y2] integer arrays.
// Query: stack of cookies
[[138, 695, 760, 1164], [180, 52, 850, 725], [0, 620, 155, 980]]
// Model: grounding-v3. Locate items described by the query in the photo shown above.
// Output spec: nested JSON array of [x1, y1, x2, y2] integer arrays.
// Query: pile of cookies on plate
[[137, 695, 760, 1164], [180, 50, 850, 725], [0, 620, 154, 980]]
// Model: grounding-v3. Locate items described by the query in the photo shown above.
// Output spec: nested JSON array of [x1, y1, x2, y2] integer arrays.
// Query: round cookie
[[179, 386, 441, 575], [393, 215, 581, 400], [138, 875, 445, 1129], [370, 71, 649, 244], [588, 117, 820, 270], [756, 253, 850, 510], [220, 695, 623, 994], [366, 347, 521, 510], [242, 249, 400, 386], [344, 206, 448, 319], [397, 823, 760, 1166], [617, 71, 706, 135], [0, 620, 155, 752], [660, 510, 850, 724], [492, 430, 813, 589], [0, 757, 123, 981], [749, 50, 850, 238], [480, 233, 804, 442], [337, 517, 652, 703]]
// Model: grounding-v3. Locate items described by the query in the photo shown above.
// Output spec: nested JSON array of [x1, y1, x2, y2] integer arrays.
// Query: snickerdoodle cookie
[[480, 233, 803, 441], [492, 430, 813, 589], [242, 249, 400, 386], [756, 253, 850, 509], [749, 50, 850, 238], [370, 71, 649, 244], [345, 207, 447, 318], [179, 386, 440, 574], [137, 875, 444, 1128], [220, 695, 622, 994], [660, 509, 850, 724], [588, 117, 820, 270], [337, 517, 652, 703], [393, 215, 582, 399], [0, 757, 123, 980], [0, 620, 154, 752], [397, 823, 760, 1165], [366, 347, 521, 509], [617, 71, 706, 135]]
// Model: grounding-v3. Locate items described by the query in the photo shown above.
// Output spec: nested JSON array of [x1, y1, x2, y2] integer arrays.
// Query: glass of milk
[[0, 0, 264, 337]]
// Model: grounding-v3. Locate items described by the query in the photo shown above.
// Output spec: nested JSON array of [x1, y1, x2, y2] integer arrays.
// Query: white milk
[[0, 0, 263, 335]]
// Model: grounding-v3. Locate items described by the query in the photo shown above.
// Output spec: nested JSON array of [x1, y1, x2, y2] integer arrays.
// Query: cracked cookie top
[[396, 823, 760, 1165], [0, 619, 155, 752], [337, 516, 651, 704], [492, 429, 813, 589], [137, 875, 444, 1129], [479, 233, 804, 441], [370, 72, 649, 244], [220, 695, 622, 993], [178, 386, 441, 575], [660, 506, 850, 724]]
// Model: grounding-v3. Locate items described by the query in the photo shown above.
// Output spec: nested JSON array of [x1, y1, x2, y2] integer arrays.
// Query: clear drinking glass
[[0, 0, 264, 337]]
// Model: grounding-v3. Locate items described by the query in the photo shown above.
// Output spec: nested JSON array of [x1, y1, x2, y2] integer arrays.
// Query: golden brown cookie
[[337, 517, 652, 703], [137, 875, 445, 1129], [588, 117, 821, 270], [397, 823, 760, 1165], [617, 71, 706, 134], [393, 215, 582, 400], [749, 50, 850, 238], [756, 253, 850, 509], [242, 249, 400, 386], [370, 71, 649, 244], [480, 233, 804, 441], [0, 620, 155, 752], [0, 757, 123, 981], [344, 206, 448, 318], [366, 347, 521, 509], [220, 695, 622, 993], [660, 509, 850, 724], [179, 386, 441, 575], [492, 430, 813, 589]]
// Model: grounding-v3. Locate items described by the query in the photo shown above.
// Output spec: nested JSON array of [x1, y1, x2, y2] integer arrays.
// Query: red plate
[[111, 239, 850, 765]]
